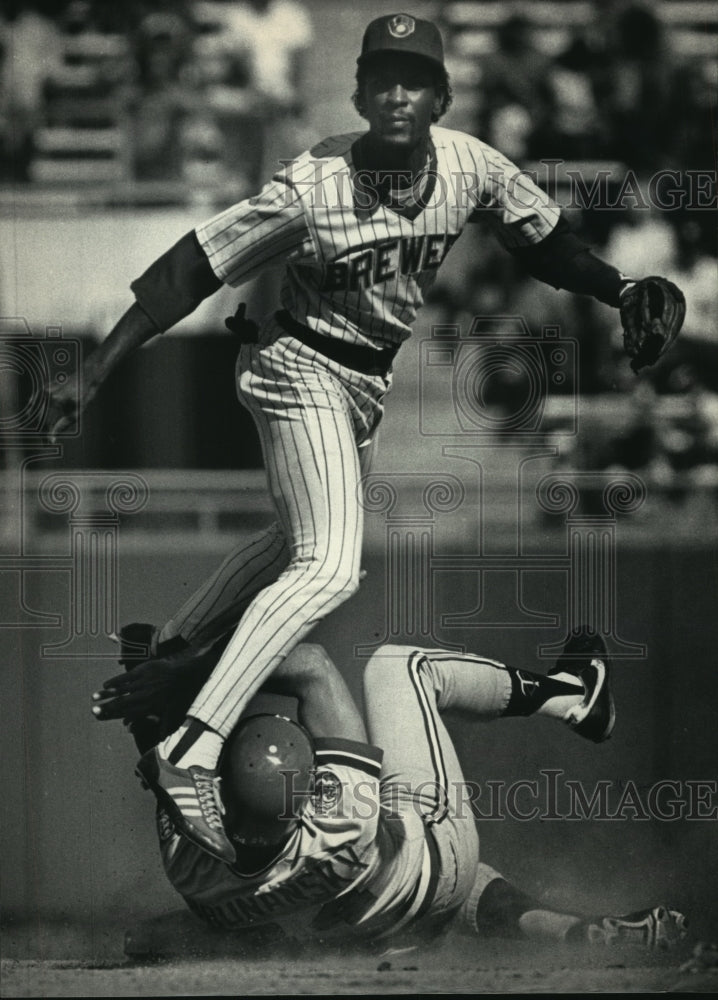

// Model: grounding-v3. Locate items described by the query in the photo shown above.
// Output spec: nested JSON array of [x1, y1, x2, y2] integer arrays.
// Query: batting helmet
[[220, 714, 315, 846]]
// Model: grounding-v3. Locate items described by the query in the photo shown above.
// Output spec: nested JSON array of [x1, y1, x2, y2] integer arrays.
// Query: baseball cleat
[[136, 747, 235, 865], [586, 906, 688, 949], [549, 627, 615, 743]]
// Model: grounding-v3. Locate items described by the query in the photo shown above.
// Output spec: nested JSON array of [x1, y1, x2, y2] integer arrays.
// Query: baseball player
[[93, 629, 687, 951], [45, 13, 685, 864]]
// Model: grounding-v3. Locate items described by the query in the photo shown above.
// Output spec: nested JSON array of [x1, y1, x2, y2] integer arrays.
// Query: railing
[[1, 456, 714, 660], [0, 468, 274, 550], [2, 455, 715, 551]]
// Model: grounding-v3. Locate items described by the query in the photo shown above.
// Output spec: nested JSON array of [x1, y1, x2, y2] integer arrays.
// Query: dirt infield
[[2, 933, 717, 997]]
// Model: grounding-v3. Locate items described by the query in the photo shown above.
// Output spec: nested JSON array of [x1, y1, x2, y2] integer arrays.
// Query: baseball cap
[[358, 13, 445, 70]]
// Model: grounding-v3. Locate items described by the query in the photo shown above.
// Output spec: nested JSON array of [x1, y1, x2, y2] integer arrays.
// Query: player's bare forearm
[[45, 301, 159, 442], [86, 302, 159, 380], [262, 643, 368, 742], [93, 635, 368, 744]]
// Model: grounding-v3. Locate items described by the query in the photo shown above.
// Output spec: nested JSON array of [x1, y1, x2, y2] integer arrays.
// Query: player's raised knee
[[282, 642, 334, 682], [364, 645, 415, 688]]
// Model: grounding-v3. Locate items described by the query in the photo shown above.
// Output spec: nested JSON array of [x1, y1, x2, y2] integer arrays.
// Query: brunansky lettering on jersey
[[188, 845, 369, 929]]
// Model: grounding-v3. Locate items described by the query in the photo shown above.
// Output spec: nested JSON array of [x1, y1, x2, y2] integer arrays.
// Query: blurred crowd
[[0, 0, 715, 490], [432, 1, 717, 493], [0, 0, 314, 190], [461, 4, 713, 178]]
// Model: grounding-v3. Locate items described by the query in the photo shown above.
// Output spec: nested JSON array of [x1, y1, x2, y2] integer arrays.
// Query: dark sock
[[475, 878, 543, 939], [565, 920, 592, 943], [167, 717, 213, 765], [503, 668, 582, 717]]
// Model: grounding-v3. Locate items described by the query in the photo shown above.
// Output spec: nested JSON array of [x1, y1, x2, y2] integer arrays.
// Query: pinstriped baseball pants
[[182, 329, 390, 737], [160, 519, 289, 649]]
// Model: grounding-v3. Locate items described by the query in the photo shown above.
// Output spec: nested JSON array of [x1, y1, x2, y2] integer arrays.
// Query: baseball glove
[[619, 276, 686, 374]]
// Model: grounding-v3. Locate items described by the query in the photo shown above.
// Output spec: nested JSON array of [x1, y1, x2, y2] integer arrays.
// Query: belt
[[275, 309, 398, 377]]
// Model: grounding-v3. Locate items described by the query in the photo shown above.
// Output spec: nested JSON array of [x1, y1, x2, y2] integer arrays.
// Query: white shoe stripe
[[566, 659, 605, 724]]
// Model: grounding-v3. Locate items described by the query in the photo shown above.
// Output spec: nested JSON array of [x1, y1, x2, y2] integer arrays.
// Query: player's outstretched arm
[[510, 216, 686, 372], [262, 643, 368, 742], [93, 638, 366, 743], [45, 229, 225, 442]]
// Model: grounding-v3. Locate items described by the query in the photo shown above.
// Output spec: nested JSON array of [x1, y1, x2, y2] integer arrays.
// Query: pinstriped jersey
[[195, 125, 560, 351], [160, 738, 384, 931]]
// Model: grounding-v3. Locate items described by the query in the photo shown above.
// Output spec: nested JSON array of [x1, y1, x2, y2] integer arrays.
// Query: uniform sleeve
[[130, 230, 222, 333], [195, 173, 317, 288], [510, 213, 627, 306], [305, 738, 383, 851], [471, 144, 561, 249]]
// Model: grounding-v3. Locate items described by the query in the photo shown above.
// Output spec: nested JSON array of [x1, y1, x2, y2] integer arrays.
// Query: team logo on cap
[[388, 14, 415, 38]]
